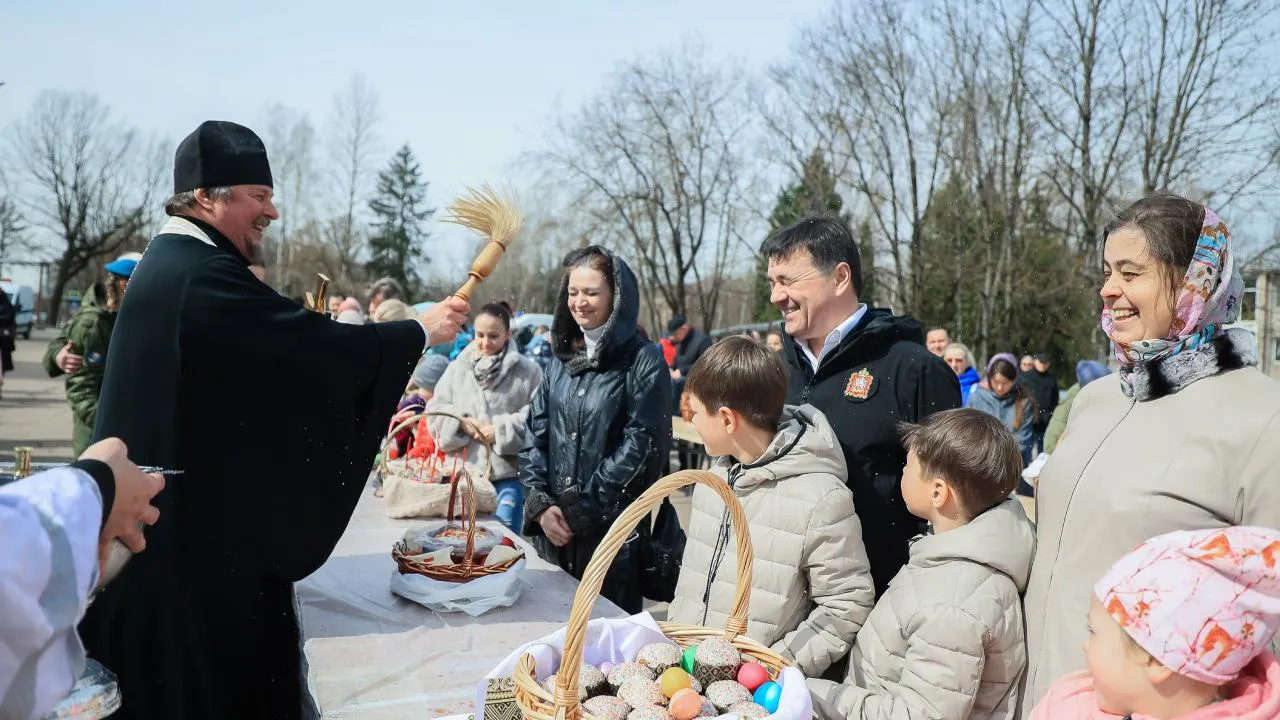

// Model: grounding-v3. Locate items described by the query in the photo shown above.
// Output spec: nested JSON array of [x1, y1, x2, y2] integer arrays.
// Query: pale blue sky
[[0, 0, 830, 287]]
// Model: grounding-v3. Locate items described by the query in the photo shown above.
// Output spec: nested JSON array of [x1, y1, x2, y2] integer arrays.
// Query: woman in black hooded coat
[[520, 246, 673, 612]]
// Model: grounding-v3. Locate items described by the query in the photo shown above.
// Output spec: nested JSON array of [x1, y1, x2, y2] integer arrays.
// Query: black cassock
[[80, 216, 426, 719]]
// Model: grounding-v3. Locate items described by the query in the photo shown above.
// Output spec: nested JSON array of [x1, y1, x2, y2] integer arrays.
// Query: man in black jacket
[[762, 216, 961, 596], [1024, 352, 1060, 455], [667, 315, 711, 396]]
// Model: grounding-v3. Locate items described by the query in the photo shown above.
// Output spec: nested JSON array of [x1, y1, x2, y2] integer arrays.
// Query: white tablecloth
[[297, 484, 625, 719]]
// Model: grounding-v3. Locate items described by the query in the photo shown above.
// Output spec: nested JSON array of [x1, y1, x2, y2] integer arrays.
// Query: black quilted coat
[[520, 249, 673, 612]]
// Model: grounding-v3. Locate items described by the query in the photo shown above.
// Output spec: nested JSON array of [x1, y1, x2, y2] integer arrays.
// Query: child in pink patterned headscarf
[[1030, 526, 1280, 719]]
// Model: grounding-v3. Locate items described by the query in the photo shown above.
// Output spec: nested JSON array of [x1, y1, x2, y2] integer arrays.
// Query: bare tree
[[0, 195, 27, 277], [538, 43, 754, 331], [260, 104, 318, 286], [937, 0, 1040, 359], [1130, 0, 1280, 205], [323, 75, 381, 282], [769, 0, 953, 314], [6, 91, 163, 317], [1031, 0, 1140, 260]]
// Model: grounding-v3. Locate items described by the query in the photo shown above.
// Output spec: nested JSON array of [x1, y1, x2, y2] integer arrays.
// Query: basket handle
[[445, 466, 482, 569], [376, 409, 494, 482], [552, 470, 753, 718]]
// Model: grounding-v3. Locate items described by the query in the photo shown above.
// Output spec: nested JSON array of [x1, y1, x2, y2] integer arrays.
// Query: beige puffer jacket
[[667, 405, 874, 678], [809, 499, 1036, 720]]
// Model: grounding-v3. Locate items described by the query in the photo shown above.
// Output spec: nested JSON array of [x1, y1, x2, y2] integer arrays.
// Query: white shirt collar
[[152, 215, 216, 248], [798, 304, 867, 371]]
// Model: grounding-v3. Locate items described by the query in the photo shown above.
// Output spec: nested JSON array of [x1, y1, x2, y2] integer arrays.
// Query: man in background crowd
[[1023, 352, 1060, 456], [925, 327, 951, 356], [43, 253, 141, 457], [368, 276, 406, 316], [668, 314, 711, 401]]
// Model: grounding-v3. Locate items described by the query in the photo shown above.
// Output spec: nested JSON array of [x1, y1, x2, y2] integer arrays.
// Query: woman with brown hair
[[520, 245, 672, 612], [1020, 192, 1280, 710], [968, 353, 1038, 466]]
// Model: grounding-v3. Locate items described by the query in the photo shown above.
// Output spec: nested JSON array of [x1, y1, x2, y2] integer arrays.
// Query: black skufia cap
[[173, 120, 273, 194]]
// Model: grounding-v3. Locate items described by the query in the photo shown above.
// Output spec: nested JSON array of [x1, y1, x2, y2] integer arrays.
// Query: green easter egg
[[681, 645, 697, 674]]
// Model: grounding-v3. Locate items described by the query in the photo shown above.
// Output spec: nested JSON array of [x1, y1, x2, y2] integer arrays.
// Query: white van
[[1, 284, 35, 338]]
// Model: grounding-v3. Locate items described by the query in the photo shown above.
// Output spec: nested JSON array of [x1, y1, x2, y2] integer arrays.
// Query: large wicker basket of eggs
[[512, 470, 809, 720]]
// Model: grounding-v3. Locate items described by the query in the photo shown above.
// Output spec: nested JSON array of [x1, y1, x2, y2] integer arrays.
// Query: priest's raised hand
[[78, 120, 470, 720]]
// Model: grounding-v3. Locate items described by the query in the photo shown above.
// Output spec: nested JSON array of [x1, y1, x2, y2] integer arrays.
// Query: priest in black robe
[[78, 120, 471, 719]]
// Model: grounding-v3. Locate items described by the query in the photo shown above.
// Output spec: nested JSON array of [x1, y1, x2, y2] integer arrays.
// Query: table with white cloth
[[297, 482, 626, 719]]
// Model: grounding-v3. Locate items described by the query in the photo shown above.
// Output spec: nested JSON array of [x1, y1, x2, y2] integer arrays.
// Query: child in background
[[810, 408, 1036, 720], [392, 354, 450, 458], [666, 337, 874, 678], [1029, 526, 1280, 720]]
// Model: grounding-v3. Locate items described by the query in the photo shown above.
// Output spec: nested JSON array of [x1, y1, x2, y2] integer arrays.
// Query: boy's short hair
[[685, 336, 787, 431], [898, 409, 1021, 516]]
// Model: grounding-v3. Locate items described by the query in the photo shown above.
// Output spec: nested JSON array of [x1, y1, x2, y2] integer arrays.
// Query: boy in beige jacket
[[809, 408, 1036, 720], [667, 337, 874, 678]]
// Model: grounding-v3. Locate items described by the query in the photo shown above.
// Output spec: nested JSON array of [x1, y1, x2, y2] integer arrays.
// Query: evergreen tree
[[754, 149, 852, 321], [366, 143, 433, 297]]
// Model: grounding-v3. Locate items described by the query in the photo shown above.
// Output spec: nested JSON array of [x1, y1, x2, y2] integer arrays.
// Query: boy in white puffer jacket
[[809, 408, 1036, 720], [667, 336, 875, 678]]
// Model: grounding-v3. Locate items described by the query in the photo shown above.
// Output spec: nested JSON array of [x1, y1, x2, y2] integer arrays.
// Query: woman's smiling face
[[1101, 227, 1177, 344]]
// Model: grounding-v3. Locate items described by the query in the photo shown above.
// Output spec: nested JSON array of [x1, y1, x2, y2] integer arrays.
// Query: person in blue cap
[[42, 252, 141, 457]]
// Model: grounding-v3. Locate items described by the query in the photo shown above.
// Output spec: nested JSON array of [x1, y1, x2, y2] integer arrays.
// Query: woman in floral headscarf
[[1020, 192, 1280, 712]]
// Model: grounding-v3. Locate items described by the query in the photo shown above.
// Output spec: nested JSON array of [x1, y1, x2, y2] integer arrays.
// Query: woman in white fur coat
[[428, 303, 543, 532]]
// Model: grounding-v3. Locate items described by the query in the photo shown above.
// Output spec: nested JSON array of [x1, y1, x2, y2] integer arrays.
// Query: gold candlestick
[[304, 273, 332, 315], [441, 184, 523, 302], [13, 447, 32, 478]]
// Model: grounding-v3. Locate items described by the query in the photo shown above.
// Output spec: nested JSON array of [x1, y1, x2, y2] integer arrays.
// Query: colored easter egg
[[752, 681, 782, 714], [736, 663, 769, 693], [659, 667, 693, 698], [669, 689, 703, 720], [680, 645, 697, 674]]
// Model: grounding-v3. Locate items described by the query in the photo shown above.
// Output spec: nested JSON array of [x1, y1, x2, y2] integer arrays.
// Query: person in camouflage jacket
[[43, 253, 140, 456]]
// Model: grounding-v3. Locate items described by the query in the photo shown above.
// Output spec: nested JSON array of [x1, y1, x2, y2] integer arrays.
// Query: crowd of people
[[2, 117, 1279, 720]]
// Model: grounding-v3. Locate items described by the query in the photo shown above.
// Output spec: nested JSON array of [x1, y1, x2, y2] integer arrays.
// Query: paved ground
[[0, 328, 75, 464]]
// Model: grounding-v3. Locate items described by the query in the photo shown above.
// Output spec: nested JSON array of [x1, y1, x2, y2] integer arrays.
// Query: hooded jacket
[[41, 282, 117, 455], [427, 339, 543, 481], [1029, 654, 1280, 720], [810, 499, 1037, 720], [519, 249, 672, 612], [667, 405, 875, 678], [781, 309, 962, 595]]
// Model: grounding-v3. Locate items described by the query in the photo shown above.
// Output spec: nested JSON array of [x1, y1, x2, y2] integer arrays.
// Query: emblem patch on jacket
[[844, 368, 876, 401]]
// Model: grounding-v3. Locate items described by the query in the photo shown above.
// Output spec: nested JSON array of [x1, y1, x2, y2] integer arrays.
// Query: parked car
[[1, 283, 35, 338]]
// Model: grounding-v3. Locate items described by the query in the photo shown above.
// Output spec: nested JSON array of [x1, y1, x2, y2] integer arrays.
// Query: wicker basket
[[391, 466, 520, 583], [512, 469, 790, 720], [377, 409, 494, 483]]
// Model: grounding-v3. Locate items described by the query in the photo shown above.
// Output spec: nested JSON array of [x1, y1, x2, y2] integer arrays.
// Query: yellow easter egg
[[659, 667, 693, 698]]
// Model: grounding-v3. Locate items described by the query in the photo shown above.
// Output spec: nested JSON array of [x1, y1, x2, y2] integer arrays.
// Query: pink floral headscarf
[[1101, 207, 1244, 372]]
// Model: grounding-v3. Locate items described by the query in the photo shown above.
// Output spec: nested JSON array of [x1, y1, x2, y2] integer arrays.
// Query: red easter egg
[[737, 663, 769, 692]]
